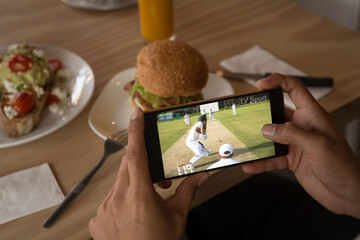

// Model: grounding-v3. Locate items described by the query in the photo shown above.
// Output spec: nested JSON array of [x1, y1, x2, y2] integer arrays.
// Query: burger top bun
[[136, 40, 208, 97]]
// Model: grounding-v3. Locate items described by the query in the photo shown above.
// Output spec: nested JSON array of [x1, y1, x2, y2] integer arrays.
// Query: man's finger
[[157, 180, 173, 189], [170, 173, 209, 216], [256, 73, 319, 110], [262, 122, 314, 152], [113, 156, 130, 193], [242, 155, 288, 173], [103, 184, 116, 204], [285, 107, 294, 121], [126, 106, 153, 187]]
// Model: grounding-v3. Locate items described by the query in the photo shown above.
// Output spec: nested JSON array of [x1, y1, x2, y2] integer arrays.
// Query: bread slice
[[0, 81, 51, 138]]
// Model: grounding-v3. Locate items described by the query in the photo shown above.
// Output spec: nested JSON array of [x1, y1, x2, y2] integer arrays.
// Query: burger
[[124, 40, 208, 110]]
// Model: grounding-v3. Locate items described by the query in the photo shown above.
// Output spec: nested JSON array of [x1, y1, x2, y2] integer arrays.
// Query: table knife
[[214, 70, 333, 87]]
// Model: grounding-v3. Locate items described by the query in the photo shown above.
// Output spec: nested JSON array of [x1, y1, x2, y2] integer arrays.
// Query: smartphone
[[144, 88, 288, 183]]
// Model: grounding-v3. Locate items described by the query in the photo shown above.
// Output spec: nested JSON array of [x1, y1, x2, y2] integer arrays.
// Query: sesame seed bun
[[136, 40, 208, 97]]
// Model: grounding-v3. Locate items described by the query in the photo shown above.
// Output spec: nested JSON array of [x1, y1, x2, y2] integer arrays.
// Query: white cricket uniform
[[186, 122, 206, 155], [232, 104, 236, 115], [184, 114, 190, 125], [207, 158, 240, 170], [209, 111, 215, 121]]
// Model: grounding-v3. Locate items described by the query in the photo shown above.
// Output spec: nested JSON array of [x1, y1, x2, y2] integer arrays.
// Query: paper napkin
[[220, 45, 332, 109], [0, 163, 65, 225]]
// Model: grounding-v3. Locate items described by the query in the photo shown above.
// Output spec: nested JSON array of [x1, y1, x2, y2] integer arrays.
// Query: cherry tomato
[[46, 93, 59, 105], [8, 54, 33, 73], [48, 58, 62, 72], [11, 91, 36, 115]]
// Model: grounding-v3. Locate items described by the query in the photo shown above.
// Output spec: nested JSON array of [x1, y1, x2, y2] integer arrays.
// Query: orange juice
[[138, 0, 174, 43]]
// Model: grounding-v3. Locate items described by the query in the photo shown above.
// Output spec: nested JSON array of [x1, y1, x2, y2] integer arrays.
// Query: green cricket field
[[157, 101, 275, 178]]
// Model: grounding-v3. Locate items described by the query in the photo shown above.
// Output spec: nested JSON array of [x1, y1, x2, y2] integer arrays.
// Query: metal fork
[[43, 129, 128, 228]]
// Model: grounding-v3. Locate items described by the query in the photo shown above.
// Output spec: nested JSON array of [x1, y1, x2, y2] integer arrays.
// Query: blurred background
[[292, 0, 360, 158]]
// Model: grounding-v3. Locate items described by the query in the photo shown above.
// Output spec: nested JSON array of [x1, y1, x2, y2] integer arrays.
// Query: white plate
[[88, 67, 234, 140], [0, 44, 95, 148], [62, 0, 137, 11]]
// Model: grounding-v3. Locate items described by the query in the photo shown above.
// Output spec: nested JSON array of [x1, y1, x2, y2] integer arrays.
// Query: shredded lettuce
[[129, 78, 201, 108], [129, 79, 166, 108]]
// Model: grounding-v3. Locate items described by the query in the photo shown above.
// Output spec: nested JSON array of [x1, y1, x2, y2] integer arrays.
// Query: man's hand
[[89, 107, 209, 240], [242, 73, 360, 219], [200, 134, 208, 140]]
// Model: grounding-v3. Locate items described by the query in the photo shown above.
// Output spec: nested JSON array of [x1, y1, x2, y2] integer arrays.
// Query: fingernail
[[262, 124, 276, 137], [131, 106, 140, 120], [198, 173, 209, 187], [255, 80, 262, 90]]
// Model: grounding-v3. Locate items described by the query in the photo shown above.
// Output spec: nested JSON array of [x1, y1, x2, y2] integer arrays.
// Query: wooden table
[[1, 0, 360, 239]]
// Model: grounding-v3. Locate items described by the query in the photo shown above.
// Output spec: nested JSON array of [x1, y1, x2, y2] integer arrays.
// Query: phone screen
[[144, 88, 287, 182]]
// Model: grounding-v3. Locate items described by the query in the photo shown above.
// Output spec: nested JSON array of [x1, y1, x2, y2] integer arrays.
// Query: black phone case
[[145, 88, 288, 183]]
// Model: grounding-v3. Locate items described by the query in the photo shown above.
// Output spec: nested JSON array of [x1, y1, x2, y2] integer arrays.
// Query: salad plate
[[0, 44, 94, 148], [88, 67, 234, 140]]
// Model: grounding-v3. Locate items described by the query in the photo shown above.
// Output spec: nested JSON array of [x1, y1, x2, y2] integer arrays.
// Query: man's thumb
[[262, 122, 312, 150], [171, 173, 209, 214]]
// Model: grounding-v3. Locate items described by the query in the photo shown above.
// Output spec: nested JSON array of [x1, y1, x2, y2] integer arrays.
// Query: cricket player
[[207, 144, 240, 170], [232, 103, 237, 115], [209, 109, 215, 121], [184, 113, 190, 126], [185, 115, 211, 170]]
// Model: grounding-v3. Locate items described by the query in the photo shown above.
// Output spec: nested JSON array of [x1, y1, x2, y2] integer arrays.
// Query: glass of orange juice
[[138, 0, 174, 43]]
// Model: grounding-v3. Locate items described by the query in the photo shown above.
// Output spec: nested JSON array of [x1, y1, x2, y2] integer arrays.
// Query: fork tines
[[108, 129, 128, 146]]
